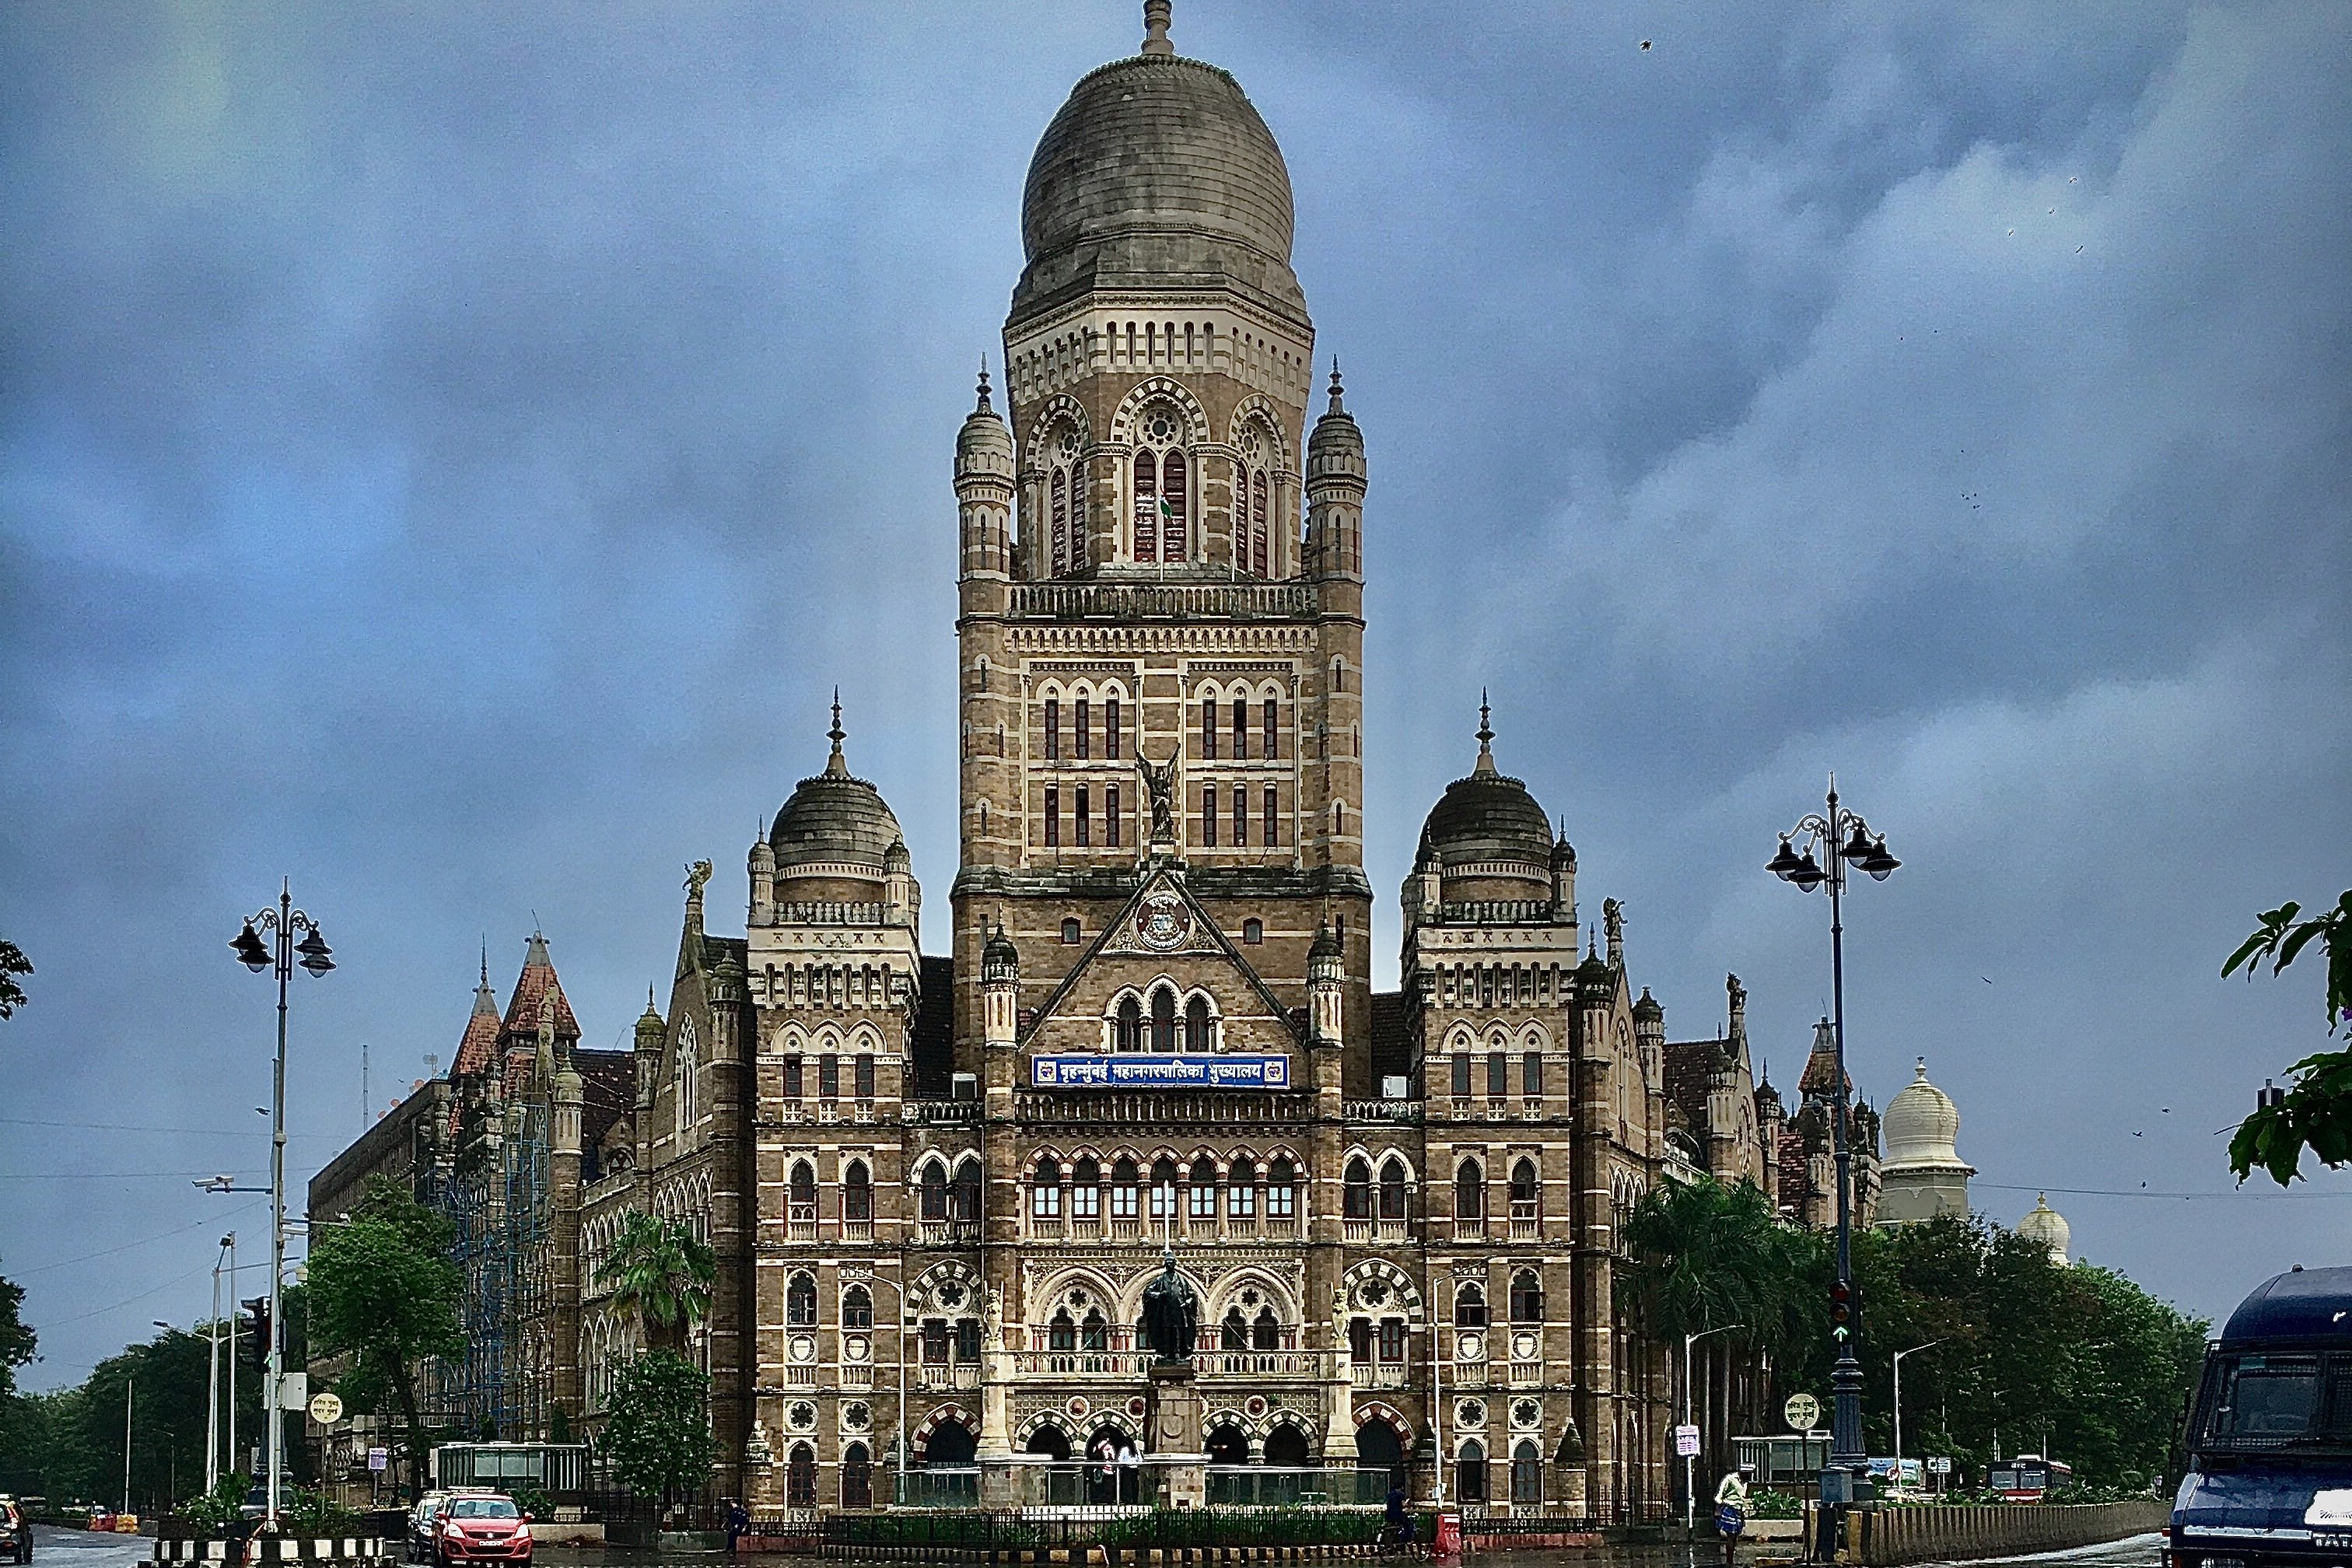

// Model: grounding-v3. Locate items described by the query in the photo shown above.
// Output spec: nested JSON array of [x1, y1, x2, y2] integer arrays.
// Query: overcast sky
[[4, 1, 2347, 1389]]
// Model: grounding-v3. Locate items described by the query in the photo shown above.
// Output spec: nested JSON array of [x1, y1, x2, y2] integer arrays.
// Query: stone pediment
[[1017, 860, 1307, 1057]]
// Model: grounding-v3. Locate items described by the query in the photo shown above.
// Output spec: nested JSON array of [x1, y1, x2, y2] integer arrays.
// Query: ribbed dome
[[2018, 1193, 2071, 1265], [1884, 1057, 1965, 1169], [768, 709, 905, 888], [1011, 47, 1304, 326]]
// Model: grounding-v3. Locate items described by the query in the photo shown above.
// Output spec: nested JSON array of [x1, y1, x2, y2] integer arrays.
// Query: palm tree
[[596, 1211, 716, 1353]]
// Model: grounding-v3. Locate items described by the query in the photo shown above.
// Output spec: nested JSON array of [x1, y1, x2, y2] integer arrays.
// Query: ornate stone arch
[[910, 1404, 976, 1458], [1014, 1410, 1079, 1448], [1353, 1400, 1415, 1446], [1343, 1258, 1425, 1320], [1114, 1260, 1211, 1323], [1107, 376, 1209, 448], [910, 1258, 981, 1316], [1024, 394, 1091, 470], [1223, 394, 1293, 469], [1206, 1267, 1297, 1323]]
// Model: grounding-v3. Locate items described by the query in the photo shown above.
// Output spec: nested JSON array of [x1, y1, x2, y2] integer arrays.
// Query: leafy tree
[[0, 936, 28, 1020], [0, 1260, 35, 1398], [305, 1176, 463, 1496], [600, 1349, 712, 1507], [595, 1212, 714, 1353], [2224, 891, 2352, 1185]]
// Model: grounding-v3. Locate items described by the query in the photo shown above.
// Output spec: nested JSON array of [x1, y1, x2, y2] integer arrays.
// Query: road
[[30, 1528, 150, 1568]]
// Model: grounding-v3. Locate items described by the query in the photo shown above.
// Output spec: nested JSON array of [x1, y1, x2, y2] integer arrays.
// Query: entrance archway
[[1026, 1426, 1072, 1461], [1264, 1425, 1311, 1468], [1356, 1420, 1404, 1487], [1206, 1423, 1250, 1465], [924, 1420, 977, 1466]]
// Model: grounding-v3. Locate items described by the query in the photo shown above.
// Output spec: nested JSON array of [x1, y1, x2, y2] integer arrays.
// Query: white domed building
[[2018, 1193, 2071, 1265], [1874, 1057, 1975, 1225]]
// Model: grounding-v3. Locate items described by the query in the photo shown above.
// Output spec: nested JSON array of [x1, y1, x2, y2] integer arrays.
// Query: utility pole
[[208, 1238, 228, 1493], [123, 1374, 135, 1514]]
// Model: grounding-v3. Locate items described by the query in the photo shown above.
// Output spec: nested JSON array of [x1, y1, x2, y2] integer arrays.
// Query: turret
[[956, 364, 1015, 581], [1306, 364, 1364, 582], [748, 837, 775, 926], [981, 924, 1019, 1049], [884, 837, 917, 929], [1551, 834, 1577, 920], [1308, 922, 1344, 1045], [634, 989, 666, 1109]]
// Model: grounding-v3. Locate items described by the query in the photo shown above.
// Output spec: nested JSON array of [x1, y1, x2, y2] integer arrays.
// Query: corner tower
[[954, 1, 1371, 1075]]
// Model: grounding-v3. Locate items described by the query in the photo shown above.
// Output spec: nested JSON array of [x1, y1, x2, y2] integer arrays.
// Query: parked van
[[2169, 1265, 2352, 1566]]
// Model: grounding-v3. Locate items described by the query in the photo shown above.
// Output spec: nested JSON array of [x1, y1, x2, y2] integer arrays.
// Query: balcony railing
[[1009, 579, 1321, 624], [1350, 1362, 1410, 1389], [1510, 1360, 1543, 1387], [1345, 1099, 1423, 1123], [1203, 1349, 1324, 1379], [1030, 1216, 1065, 1240], [839, 1363, 873, 1390], [783, 1364, 817, 1387], [1454, 1217, 1489, 1243], [841, 1217, 873, 1244], [903, 1101, 979, 1127], [915, 1363, 980, 1392], [1014, 1349, 1150, 1379], [1374, 1216, 1409, 1243], [920, 1220, 980, 1247], [1342, 1217, 1370, 1243], [1510, 1215, 1540, 1242]]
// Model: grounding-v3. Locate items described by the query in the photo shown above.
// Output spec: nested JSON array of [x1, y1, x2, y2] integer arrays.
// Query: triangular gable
[[1019, 863, 1307, 1051]]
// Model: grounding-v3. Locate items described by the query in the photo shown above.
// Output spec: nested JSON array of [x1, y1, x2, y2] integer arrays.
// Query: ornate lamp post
[[1765, 779, 1899, 1503], [230, 883, 335, 1524]]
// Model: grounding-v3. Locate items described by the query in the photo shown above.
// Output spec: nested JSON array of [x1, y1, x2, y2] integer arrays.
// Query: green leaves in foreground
[[2224, 891, 2352, 1186], [601, 1349, 712, 1505]]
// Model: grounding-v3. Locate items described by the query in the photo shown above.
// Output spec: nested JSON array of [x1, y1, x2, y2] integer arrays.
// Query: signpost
[[308, 1391, 344, 1426], [369, 1447, 390, 1472], [1675, 1424, 1702, 1457], [1784, 1393, 1821, 1433]]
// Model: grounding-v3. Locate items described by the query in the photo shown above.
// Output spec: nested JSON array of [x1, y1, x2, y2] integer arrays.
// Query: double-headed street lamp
[[1766, 778, 1898, 1501], [1892, 1339, 1943, 1496], [1682, 1322, 1745, 1531], [231, 883, 334, 1525]]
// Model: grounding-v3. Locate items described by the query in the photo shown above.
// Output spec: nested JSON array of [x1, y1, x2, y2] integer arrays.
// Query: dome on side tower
[[2018, 1193, 2071, 1265], [1416, 698, 1556, 904], [768, 698, 907, 903], [1883, 1057, 1966, 1170], [1010, 2, 1305, 327]]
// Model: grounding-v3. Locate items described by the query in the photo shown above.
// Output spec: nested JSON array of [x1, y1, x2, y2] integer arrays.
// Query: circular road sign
[[1784, 1393, 1821, 1432], [308, 1391, 345, 1426]]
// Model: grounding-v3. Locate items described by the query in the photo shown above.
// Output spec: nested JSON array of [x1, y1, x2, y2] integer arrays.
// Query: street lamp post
[[1683, 1323, 1746, 1531], [207, 1241, 227, 1494], [1766, 777, 1899, 1505], [231, 883, 335, 1525], [1892, 1340, 1942, 1497]]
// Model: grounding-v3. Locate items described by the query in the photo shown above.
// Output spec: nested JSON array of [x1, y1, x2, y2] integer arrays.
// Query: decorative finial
[[1473, 689, 1496, 774], [1327, 359, 1345, 414], [1915, 1056, 1928, 1080], [824, 689, 849, 777], [480, 938, 488, 989], [1141, 0, 1173, 55], [975, 357, 992, 415]]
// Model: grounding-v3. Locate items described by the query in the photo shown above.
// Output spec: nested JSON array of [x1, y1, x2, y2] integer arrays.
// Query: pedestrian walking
[[725, 1498, 750, 1556], [1713, 1464, 1752, 1567]]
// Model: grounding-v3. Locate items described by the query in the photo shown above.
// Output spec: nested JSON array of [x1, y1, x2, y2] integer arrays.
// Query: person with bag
[[1713, 1464, 1753, 1566]]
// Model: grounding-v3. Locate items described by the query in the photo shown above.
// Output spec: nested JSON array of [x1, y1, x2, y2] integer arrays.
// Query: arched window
[[1132, 407, 1188, 563], [1378, 1157, 1409, 1220], [787, 1442, 817, 1509], [1048, 430, 1083, 577], [1512, 1439, 1542, 1505], [919, 1162, 948, 1222], [1456, 1158, 1486, 1219], [786, 1272, 817, 1328], [1032, 1154, 1062, 1217], [950, 1158, 982, 1223], [1221, 1308, 1248, 1351], [1116, 995, 1143, 1052], [1456, 1440, 1488, 1504], [843, 1160, 872, 1223], [1111, 1156, 1140, 1220], [1062, 918, 1081, 944], [1184, 995, 1213, 1052], [1455, 1281, 1487, 1329], [789, 1159, 817, 1214], [1071, 1155, 1101, 1220], [674, 1020, 698, 1132], [1235, 428, 1273, 577], [1251, 467, 1269, 576], [1251, 1305, 1280, 1351], [1050, 1309, 1076, 1352], [1228, 1154, 1257, 1218], [842, 1442, 873, 1510], [1150, 1157, 1179, 1220], [1151, 988, 1177, 1053], [1080, 1307, 1108, 1350], [1242, 918, 1263, 945], [1267, 1155, 1297, 1218], [1343, 1157, 1374, 1220], [843, 1284, 873, 1331], [1509, 1159, 1539, 1222], [1188, 1156, 1218, 1220], [1510, 1269, 1545, 1323]]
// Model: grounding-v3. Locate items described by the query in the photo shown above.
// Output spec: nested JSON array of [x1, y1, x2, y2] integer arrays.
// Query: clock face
[[1136, 891, 1193, 953]]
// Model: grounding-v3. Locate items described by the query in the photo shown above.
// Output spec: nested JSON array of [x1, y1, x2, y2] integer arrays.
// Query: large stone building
[[314, 3, 1827, 1519]]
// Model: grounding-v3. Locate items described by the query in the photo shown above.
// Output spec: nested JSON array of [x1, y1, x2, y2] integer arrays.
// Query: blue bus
[[2170, 1265, 2352, 1568]]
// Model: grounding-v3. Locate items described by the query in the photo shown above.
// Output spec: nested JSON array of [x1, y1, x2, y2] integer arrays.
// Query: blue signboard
[[1031, 1054, 1290, 1090]]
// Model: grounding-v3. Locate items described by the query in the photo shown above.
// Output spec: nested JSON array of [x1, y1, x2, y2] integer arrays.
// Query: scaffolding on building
[[426, 1091, 552, 1443]]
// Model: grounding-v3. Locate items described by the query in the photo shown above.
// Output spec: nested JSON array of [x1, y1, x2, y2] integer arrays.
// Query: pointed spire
[[524, 929, 551, 968], [472, 940, 498, 1017], [1141, 0, 1173, 56], [975, 357, 993, 415], [1326, 359, 1345, 415], [824, 687, 849, 778], [1473, 689, 1496, 775]]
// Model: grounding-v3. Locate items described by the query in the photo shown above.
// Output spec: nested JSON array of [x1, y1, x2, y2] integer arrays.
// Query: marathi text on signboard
[[1031, 1053, 1290, 1090]]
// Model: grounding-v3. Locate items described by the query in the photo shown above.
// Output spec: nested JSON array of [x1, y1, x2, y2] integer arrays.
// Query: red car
[[431, 1495, 531, 1566]]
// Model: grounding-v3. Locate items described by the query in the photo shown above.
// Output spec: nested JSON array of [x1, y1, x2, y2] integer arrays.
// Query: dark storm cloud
[[3, 1, 2345, 1383]]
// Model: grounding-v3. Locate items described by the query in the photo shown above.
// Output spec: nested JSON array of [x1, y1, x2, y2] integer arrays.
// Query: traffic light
[[1828, 1279, 1854, 1342], [246, 1297, 272, 1370]]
